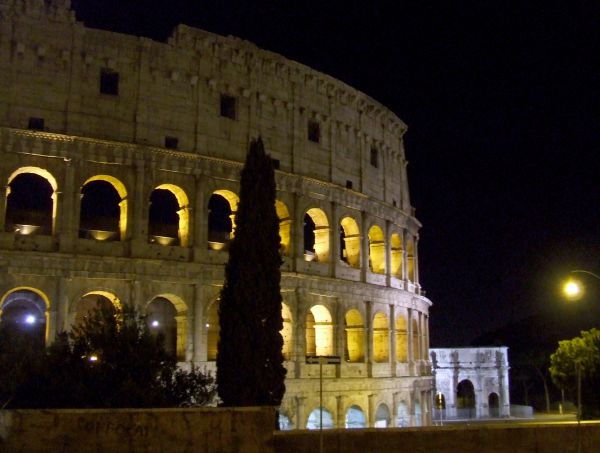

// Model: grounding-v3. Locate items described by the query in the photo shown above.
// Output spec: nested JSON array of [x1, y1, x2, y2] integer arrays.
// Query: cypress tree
[[217, 137, 286, 406]]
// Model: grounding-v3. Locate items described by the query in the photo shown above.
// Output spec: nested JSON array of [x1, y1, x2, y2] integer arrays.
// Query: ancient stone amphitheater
[[0, 0, 432, 428]]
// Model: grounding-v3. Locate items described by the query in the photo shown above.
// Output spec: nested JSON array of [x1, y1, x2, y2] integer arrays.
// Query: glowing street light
[[151, 320, 160, 328], [24, 314, 36, 324], [560, 269, 599, 453], [563, 279, 583, 301]]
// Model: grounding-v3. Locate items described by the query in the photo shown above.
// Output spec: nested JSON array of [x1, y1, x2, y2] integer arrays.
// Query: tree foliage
[[0, 303, 216, 409], [549, 328, 600, 417], [217, 137, 286, 407]]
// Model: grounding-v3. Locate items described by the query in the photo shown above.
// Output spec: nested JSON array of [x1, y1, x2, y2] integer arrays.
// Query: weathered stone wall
[[0, 407, 277, 453], [2, 408, 599, 453], [274, 423, 600, 453]]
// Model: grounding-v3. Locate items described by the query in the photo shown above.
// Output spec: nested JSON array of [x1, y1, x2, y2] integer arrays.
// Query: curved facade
[[0, 0, 433, 428]]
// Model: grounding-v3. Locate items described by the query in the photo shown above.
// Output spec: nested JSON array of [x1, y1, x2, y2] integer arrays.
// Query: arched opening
[[395, 315, 408, 362], [488, 392, 500, 417], [412, 318, 420, 360], [372, 312, 389, 362], [146, 297, 178, 359], [208, 190, 238, 250], [148, 184, 190, 246], [278, 412, 292, 430], [396, 401, 409, 427], [407, 239, 415, 282], [435, 392, 446, 410], [305, 305, 333, 357], [306, 407, 333, 430], [206, 300, 220, 361], [73, 292, 120, 328], [375, 403, 391, 428], [80, 176, 127, 241], [344, 309, 364, 362], [414, 401, 422, 426], [303, 208, 329, 263], [5, 169, 56, 236], [345, 405, 366, 428], [456, 379, 476, 419], [275, 200, 291, 256], [390, 233, 403, 278], [339, 216, 360, 268], [368, 225, 385, 274], [281, 303, 292, 360], [0, 289, 47, 348]]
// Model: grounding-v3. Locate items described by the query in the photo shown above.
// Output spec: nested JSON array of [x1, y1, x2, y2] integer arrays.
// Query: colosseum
[[0, 0, 433, 428]]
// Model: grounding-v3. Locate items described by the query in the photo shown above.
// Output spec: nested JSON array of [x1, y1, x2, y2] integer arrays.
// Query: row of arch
[[0, 287, 426, 365], [207, 301, 427, 363], [281, 400, 421, 430], [0, 287, 187, 360], [3, 167, 417, 281], [434, 379, 501, 419]]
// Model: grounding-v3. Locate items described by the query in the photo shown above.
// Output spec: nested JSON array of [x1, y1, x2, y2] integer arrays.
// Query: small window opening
[[220, 94, 236, 119], [165, 136, 179, 149], [308, 120, 320, 143], [100, 68, 119, 95], [370, 147, 379, 168], [393, 199, 397, 207], [346, 180, 353, 190], [28, 117, 45, 131], [272, 159, 280, 170]]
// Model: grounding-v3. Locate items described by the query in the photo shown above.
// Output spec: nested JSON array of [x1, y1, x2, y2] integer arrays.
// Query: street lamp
[[562, 270, 600, 301], [561, 269, 599, 453]]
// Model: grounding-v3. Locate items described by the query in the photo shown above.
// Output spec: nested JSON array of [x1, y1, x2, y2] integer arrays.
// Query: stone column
[[367, 393, 376, 427], [295, 396, 306, 430], [0, 185, 9, 232], [58, 157, 76, 252], [407, 308, 414, 372], [366, 300, 373, 376], [392, 391, 401, 427], [336, 395, 346, 428], [56, 275, 69, 334], [193, 174, 207, 262], [414, 237, 420, 289], [390, 304, 396, 376], [192, 283, 204, 363], [385, 220, 392, 286]]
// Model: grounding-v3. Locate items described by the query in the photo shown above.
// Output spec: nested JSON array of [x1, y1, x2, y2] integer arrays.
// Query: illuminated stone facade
[[0, 0, 433, 428], [430, 347, 510, 420]]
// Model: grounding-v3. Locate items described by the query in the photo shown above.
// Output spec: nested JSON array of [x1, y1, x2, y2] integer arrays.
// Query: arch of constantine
[[0, 0, 433, 428]]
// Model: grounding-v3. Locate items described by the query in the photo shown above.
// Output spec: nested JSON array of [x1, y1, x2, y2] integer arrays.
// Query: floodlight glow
[[25, 314, 36, 324], [89, 355, 98, 362], [563, 279, 583, 301], [151, 320, 159, 327]]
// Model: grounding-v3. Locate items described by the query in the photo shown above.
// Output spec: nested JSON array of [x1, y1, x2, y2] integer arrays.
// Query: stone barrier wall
[[0, 407, 276, 453], [2, 407, 600, 453], [274, 423, 600, 453]]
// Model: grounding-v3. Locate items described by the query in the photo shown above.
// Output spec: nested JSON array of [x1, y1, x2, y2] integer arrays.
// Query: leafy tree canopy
[[549, 328, 600, 390], [0, 303, 216, 409]]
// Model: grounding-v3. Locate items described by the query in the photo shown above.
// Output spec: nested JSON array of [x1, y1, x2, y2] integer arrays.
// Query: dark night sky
[[71, 0, 600, 346]]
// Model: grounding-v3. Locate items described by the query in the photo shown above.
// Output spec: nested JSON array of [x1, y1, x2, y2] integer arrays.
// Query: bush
[[0, 303, 216, 409]]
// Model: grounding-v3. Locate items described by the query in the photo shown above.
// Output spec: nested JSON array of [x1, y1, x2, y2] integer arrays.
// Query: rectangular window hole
[[370, 147, 379, 168], [28, 117, 44, 130], [100, 68, 119, 95], [220, 94, 236, 119], [308, 120, 320, 143], [165, 136, 179, 149], [272, 158, 280, 170], [346, 180, 353, 189]]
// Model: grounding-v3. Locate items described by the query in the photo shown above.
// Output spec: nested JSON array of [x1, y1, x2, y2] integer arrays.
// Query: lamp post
[[561, 269, 599, 453]]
